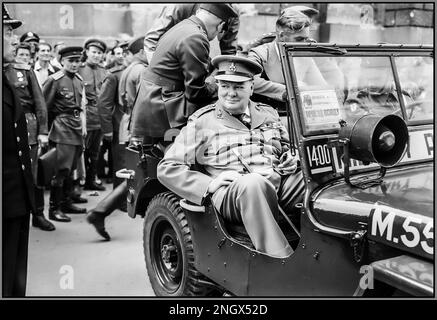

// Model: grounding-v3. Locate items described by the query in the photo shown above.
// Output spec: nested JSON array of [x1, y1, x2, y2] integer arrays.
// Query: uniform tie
[[234, 113, 251, 129]]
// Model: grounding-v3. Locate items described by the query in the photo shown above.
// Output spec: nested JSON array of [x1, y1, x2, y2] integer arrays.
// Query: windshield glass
[[293, 55, 434, 134]]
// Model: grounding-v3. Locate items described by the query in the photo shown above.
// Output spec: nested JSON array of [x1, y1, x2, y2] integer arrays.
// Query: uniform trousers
[[29, 144, 46, 216], [84, 129, 103, 182], [3, 215, 30, 297], [52, 143, 83, 186], [219, 172, 304, 258]]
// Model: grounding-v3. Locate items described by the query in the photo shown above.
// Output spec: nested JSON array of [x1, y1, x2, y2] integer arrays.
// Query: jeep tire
[[144, 191, 218, 296]]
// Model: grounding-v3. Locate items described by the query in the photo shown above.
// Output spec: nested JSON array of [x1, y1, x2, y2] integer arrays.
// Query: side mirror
[[337, 114, 409, 188]]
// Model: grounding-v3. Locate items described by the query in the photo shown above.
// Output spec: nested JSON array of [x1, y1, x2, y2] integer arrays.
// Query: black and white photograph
[[1, 0, 434, 308]]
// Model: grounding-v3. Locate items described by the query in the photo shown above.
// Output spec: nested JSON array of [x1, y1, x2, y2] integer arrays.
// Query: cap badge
[[229, 62, 237, 72]]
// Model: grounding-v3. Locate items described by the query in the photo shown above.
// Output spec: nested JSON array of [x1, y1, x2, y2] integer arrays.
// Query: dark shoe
[[49, 210, 71, 222], [32, 215, 56, 231], [86, 211, 111, 241], [84, 181, 106, 191], [72, 195, 88, 204], [61, 202, 86, 214]]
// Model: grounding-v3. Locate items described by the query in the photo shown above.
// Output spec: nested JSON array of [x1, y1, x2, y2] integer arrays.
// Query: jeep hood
[[311, 164, 433, 259]]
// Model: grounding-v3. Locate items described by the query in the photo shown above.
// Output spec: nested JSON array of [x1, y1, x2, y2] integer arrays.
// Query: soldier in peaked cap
[[42, 46, 88, 222], [3, 2, 35, 297], [157, 55, 304, 258], [78, 38, 108, 191], [130, 3, 238, 150], [5, 38, 55, 231], [20, 31, 40, 66]]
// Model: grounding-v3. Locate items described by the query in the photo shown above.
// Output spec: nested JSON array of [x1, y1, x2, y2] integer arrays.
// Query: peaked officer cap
[[20, 31, 40, 43], [128, 36, 145, 55], [199, 3, 238, 22], [59, 46, 83, 59], [84, 38, 107, 52], [212, 55, 262, 82], [3, 4, 22, 29]]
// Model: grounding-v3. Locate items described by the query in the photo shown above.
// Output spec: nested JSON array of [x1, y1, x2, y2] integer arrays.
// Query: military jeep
[[117, 43, 433, 297]]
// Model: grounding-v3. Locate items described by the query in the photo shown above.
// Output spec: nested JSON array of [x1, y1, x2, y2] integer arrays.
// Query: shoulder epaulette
[[13, 63, 31, 70], [74, 73, 83, 81], [190, 104, 215, 119], [52, 70, 65, 80]]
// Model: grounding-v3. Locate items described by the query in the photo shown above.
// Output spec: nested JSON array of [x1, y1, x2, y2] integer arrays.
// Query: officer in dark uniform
[[42, 46, 88, 222], [4, 39, 55, 231], [3, 3, 36, 296], [130, 3, 238, 146], [79, 38, 108, 191]]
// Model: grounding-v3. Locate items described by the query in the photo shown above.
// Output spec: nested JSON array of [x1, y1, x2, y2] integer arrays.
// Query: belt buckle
[[73, 109, 80, 118]]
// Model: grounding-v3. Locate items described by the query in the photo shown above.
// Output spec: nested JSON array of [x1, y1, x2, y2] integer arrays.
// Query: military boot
[[71, 179, 88, 203], [84, 159, 106, 191], [49, 186, 71, 222], [32, 187, 55, 231], [86, 181, 127, 241], [61, 179, 86, 214]]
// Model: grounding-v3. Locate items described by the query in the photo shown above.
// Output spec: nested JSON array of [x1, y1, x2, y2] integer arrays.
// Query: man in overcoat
[[3, 4, 36, 296]]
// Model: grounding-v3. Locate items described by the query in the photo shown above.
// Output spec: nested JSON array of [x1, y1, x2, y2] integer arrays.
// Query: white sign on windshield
[[301, 90, 341, 131]]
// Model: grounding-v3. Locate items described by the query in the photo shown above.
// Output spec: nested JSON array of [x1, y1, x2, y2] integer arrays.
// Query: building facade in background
[[8, 3, 434, 50]]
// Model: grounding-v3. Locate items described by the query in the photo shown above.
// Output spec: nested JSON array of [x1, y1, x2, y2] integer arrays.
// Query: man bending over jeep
[[157, 56, 304, 258]]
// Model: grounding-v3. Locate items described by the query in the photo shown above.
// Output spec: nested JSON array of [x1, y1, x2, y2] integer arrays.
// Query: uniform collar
[[215, 100, 266, 130], [188, 16, 208, 37]]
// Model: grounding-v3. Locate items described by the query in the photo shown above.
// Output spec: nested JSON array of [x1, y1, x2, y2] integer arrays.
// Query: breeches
[[52, 143, 83, 186]]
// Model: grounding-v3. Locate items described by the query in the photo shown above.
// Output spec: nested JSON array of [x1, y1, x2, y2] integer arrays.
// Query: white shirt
[[34, 60, 56, 88]]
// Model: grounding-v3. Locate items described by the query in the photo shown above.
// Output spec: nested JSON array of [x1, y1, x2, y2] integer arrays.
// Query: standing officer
[[42, 46, 87, 222], [130, 3, 238, 146], [4, 39, 55, 231], [3, 3, 36, 296], [143, 3, 240, 62], [157, 56, 304, 258], [79, 38, 108, 191]]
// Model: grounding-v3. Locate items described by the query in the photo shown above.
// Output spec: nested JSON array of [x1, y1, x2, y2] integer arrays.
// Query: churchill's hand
[[278, 150, 298, 175], [207, 171, 242, 194]]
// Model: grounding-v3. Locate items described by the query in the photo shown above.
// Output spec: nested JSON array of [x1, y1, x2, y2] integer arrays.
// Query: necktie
[[235, 113, 251, 129]]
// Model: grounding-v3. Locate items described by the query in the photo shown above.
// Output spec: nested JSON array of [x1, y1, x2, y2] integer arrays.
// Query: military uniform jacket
[[118, 52, 148, 111], [144, 3, 239, 56], [157, 100, 290, 208], [3, 73, 36, 218], [42, 71, 84, 146], [131, 16, 217, 138], [4, 62, 48, 145], [98, 64, 126, 135], [78, 62, 107, 130]]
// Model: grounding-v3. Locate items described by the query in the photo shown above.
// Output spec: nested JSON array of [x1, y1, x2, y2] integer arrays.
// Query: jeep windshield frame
[[279, 43, 434, 137]]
